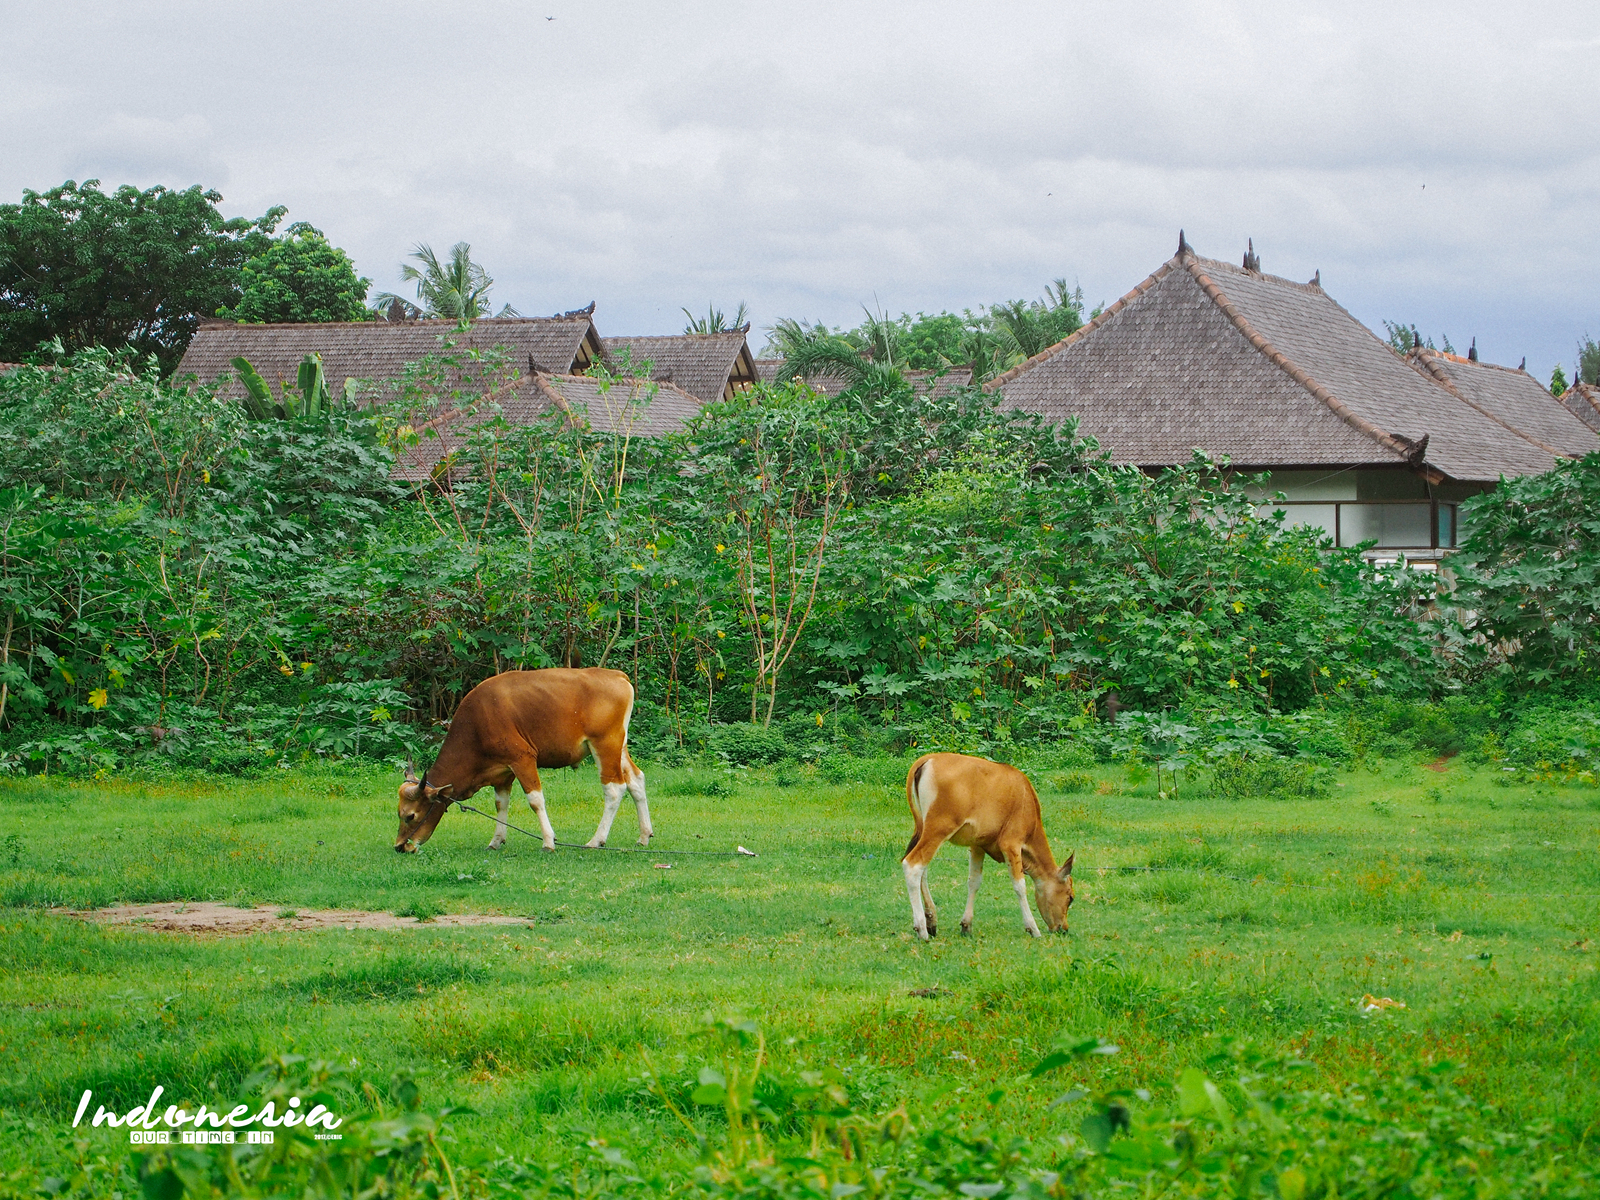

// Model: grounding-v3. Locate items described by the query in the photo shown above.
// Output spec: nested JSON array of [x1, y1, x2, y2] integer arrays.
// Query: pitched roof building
[[989, 236, 1588, 559], [602, 330, 757, 403], [177, 312, 605, 403], [1409, 348, 1598, 460], [392, 371, 704, 483], [1560, 382, 1600, 433]]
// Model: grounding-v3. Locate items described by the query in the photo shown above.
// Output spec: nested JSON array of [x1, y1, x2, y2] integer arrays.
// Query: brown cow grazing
[[395, 668, 651, 854], [901, 752, 1073, 940]]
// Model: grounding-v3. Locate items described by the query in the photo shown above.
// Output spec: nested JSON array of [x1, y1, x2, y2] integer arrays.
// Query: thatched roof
[[601, 331, 757, 403], [391, 370, 704, 483], [989, 246, 1559, 483], [1411, 349, 1598, 459], [1561, 383, 1600, 434], [177, 316, 604, 402]]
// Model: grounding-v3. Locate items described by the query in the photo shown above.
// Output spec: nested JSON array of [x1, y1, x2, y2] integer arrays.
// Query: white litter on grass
[[737, 845, 758, 857]]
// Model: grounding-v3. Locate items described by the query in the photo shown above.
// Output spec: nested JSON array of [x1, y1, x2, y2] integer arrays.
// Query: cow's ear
[[424, 782, 454, 802], [1059, 851, 1074, 880]]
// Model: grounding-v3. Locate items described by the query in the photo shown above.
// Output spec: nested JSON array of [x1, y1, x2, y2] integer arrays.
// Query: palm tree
[[682, 302, 749, 334], [842, 305, 902, 367], [371, 242, 518, 320], [777, 336, 907, 399]]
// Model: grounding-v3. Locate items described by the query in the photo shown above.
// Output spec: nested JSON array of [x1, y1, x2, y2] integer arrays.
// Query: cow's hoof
[[541, 843, 555, 852], [585, 840, 604, 849], [960, 923, 972, 936], [487, 842, 505, 851], [926, 924, 937, 938]]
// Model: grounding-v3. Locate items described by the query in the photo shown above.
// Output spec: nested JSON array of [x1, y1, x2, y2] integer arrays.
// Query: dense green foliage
[[764, 280, 1090, 382], [0, 337, 1456, 775], [0, 181, 284, 371], [217, 223, 371, 325], [1452, 452, 1600, 683]]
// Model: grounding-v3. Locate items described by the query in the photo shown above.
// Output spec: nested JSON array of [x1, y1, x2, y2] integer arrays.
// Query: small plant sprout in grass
[[393, 896, 445, 922], [276, 907, 298, 920]]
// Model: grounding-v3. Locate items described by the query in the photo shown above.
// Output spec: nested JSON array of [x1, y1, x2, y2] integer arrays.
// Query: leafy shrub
[[1049, 770, 1096, 793], [1499, 706, 1600, 783], [709, 723, 791, 766], [658, 773, 734, 798], [1209, 755, 1332, 799], [1453, 452, 1600, 682]]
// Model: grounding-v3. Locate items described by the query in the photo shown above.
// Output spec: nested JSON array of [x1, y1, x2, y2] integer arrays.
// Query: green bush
[[1209, 755, 1332, 800], [1049, 769, 1096, 794], [709, 723, 791, 766]]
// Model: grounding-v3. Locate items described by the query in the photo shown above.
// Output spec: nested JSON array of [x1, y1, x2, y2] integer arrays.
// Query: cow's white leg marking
[[588, 782, 627, 848], [627, 768, 652, 845], [920, 862, 938, 934], [488, 785, 511, 849], [525, 788, 555, 850], [903, 860, 930, 940], [1013, 873, 1041, 937], [961, 847, 984, 934]]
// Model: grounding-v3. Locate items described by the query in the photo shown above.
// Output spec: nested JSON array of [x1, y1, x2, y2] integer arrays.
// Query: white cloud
[[2, 0, 1597, 380]]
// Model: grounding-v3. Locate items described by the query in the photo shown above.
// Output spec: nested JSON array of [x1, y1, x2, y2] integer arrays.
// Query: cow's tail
[[904, 756, 932, 859]]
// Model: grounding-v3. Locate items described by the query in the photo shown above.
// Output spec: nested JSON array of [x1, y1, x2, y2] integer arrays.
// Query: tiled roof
[[177, 316, 603, 402], [527, 373, 704, 439], [754, 359, 974, 398], [390, 371, 704, 483], [989, 250, 1558, 482], [1412, 350, 1598, 459], [601, 332, 756, 403], [1561, 383, 1600, 434]]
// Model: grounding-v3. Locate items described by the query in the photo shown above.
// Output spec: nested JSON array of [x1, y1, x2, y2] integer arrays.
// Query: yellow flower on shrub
[[88, 688, 108, 710]]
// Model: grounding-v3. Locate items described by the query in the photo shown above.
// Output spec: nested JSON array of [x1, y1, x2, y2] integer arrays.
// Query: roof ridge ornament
[[1468, 337, 1478, 363], [1520, 356, 1527, 371], [1177, 229, 1192, 257], [1243, 238, 1261, 273], [1309, 269, 1321, 288]]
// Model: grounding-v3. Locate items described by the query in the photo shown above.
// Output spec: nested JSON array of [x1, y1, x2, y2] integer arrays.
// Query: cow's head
[[396, 760, 452, 853], [1035, 851, 1075, 933]]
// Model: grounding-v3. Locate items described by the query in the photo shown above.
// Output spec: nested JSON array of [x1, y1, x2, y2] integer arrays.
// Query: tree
[[1579, 335, 1599, 386], [1551, 364, 1570, 396], [988, 280, 1085, 363], [0, 180, 284, 371], [371, 242, 517, 321], [683, 302, 749, 334], [218, 223, 370, 324]]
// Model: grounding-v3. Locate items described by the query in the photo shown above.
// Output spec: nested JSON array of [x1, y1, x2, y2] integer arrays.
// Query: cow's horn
[[404, 758, 418, 783]]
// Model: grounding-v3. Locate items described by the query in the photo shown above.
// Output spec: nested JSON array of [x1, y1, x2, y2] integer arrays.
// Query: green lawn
[[1, 754, 1597, 1182]]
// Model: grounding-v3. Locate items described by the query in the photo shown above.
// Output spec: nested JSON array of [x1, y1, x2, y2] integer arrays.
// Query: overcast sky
[[4, 1, 1596, 380]]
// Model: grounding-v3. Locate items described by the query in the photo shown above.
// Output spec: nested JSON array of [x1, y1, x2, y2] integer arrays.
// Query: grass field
[[1, 753, 1598, 1191]]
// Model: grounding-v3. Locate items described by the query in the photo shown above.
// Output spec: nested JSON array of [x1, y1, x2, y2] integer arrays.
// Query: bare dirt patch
[[52, 901, 532, 935]]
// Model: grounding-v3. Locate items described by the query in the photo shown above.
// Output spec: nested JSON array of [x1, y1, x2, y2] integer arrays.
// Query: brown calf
[[395, 668, 650, 853], [901, 752, 1073, 939]]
